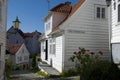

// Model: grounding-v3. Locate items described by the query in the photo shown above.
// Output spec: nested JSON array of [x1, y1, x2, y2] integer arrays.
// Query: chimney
[[65, 1, 71, 5]]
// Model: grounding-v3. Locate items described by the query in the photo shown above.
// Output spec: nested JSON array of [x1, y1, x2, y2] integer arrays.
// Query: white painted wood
[[14, 44, 29, 65], [112, 44, 120, 64], [0, 0, 7, 80], [41, 0, 110, 72], [60, 0, 110, 70]]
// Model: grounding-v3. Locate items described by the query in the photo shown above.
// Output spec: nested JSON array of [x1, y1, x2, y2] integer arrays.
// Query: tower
[[13, 16, 21, 29]]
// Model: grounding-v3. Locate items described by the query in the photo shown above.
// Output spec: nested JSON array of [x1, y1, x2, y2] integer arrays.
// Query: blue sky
[[7, 0, 78, 33]]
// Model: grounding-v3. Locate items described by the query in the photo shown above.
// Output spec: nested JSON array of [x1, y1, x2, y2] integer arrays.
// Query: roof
[[50, 1, 72, 13], [24, 31, 41, 38], [7, 44, 22, 55], [24, 32, 36, 38], [51, 0, 85, 32], [7, 26, 25, 38]]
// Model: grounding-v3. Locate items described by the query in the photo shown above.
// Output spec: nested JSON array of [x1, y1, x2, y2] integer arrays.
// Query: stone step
[[38, 62, 60, 76]]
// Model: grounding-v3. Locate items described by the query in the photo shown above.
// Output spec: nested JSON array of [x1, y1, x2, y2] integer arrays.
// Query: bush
[[70, 47, 120, 80], [61, 69, 78, 77]]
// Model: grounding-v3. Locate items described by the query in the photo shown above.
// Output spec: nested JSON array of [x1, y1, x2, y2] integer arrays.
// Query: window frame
[[95, 5, 106, 19]]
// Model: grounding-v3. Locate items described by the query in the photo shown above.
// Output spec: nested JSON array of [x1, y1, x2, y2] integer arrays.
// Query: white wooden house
[[7, 43, 29, 69], [111, 0, 120, 64], [40, 0, 111, 72], [0, 0, 7, 80]]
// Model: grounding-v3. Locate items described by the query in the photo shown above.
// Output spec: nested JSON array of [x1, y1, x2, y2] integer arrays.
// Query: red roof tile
[[7, 44, 22, 55], [50, 2, 72, 13]]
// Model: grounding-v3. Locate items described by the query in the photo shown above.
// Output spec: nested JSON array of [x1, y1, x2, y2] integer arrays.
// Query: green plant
[[37, 70, 49, 78], [32, 54, 37, 70], [5, 59, 12, 78], [61, 69, 78, 77], [70, 47, 120, 80]]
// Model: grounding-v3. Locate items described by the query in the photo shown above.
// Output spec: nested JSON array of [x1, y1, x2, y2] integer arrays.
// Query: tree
[[32, 54, 36, 70], [5, 59, 12, 78]]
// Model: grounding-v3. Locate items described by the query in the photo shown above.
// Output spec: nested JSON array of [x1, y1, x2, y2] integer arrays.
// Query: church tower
[[13, 16, 21, 29]]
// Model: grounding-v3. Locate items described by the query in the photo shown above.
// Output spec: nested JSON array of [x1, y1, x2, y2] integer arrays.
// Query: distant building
[[24, 31, 41, 56], [40, 0, 110, 72], [7, 43, 29, 69], [7, 17, 41, 57], [0, 0, 8, 80]]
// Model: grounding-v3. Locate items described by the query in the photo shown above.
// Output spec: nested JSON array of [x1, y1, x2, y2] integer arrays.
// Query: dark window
[[97, 7, 100, 18], [118, 4, 120, 22], [102, 8, 105, 18]]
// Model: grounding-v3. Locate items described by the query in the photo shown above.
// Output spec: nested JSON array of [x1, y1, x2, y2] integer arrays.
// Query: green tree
[[5, 59, 12, 78], [32, 54, 36, 70]]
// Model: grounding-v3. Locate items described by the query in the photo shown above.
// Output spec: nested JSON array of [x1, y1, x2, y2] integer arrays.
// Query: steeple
[[13, 16, 21, 29]]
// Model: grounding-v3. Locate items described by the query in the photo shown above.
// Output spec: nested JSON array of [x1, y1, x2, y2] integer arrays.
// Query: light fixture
[[106, 0, 111, 7]]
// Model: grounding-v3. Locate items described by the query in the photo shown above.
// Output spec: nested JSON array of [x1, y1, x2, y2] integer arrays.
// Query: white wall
[[0, 0, 7, 80], [50, 36, 63, 72], [15, 44, 29, 65], [60, 0, 110, 70]]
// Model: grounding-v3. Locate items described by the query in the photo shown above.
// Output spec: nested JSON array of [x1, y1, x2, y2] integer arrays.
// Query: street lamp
[[106, 0, 111, 7]]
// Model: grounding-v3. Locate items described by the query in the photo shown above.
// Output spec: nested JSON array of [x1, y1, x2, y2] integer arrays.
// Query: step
[[38, 62, 60, 76]]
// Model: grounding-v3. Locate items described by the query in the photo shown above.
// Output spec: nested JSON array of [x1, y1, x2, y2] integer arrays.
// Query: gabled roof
[[24, 31, 41, 38], [7, 44, 22, 55], [51, 0, 85, 32], [7, 26, 25, 38]]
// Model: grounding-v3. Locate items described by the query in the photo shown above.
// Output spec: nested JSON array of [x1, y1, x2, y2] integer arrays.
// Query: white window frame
[[95, 5, 106, 19], [49, 38, 56, 55], [46, 22, 51, 31]]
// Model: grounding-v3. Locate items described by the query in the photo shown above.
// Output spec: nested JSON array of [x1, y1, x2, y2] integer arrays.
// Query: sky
[[7, 0, 78, 33]]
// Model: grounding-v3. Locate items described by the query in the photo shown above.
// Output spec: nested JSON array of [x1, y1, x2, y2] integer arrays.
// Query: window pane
[[97, 7, 100, 18], [102, 8, 105, 18], [118, 5, 120, 22], [53, 44, 56, 54]]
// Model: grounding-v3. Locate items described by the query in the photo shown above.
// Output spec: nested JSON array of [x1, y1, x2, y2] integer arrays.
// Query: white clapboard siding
[[59, 0, 110, 70], [52, 36, 63, 72], [111, 0, 120, 43]]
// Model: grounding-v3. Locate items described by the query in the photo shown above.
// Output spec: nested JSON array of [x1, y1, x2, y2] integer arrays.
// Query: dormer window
[[46, 22, 50, 31]]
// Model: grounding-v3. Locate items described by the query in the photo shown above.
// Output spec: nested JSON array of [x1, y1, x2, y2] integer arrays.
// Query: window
[[46, 22, 50, 31], [118, 4, 120, 22], [24, 56, 28, 60], [22, 49, 24, 53], [49, 38, 56, 54], [95, 5, 106, 19], [97, 7, 100, 18]]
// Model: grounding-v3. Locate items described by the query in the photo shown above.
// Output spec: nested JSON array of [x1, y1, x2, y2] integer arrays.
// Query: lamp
[[106, 0, 111, 7]]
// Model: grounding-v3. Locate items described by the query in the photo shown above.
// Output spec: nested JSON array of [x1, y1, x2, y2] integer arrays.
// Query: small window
[[102, 8, 105, 18], [95, 5, 106, 19], [49, 38, 56, 54], [46, 22, 50, 31], [118, 4, 120, 22], [97, 7, 100, 18]]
